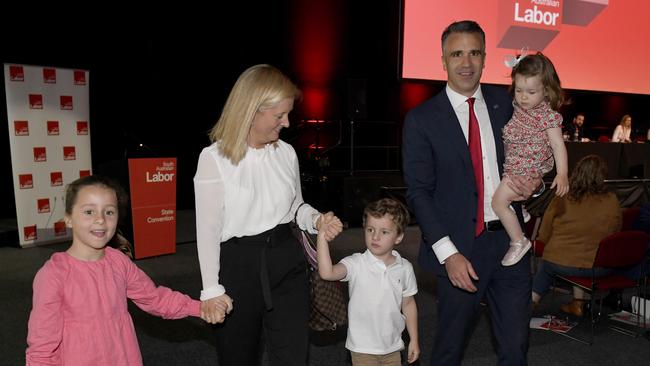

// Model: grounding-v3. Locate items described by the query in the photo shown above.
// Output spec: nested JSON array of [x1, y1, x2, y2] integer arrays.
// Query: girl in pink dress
[[495, 52, 569, 266], [26, 175, 230, 365]]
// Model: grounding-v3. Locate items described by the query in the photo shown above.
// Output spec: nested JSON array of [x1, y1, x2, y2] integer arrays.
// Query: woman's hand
[[200, 294, 233, 324]]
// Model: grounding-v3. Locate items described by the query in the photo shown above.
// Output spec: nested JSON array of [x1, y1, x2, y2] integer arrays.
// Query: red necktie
[[467, 98, 484, 237]]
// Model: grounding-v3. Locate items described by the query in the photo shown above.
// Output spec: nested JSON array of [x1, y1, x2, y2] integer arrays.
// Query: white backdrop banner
[[4, 64, 91, 247]]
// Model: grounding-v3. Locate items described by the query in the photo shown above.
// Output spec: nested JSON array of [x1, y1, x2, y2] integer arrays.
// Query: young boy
[[317, 198, 419, 365]]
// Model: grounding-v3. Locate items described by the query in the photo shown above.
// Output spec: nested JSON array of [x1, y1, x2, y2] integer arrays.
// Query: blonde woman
[[194, 64, 343, 366], [612, 114, 632, 143]]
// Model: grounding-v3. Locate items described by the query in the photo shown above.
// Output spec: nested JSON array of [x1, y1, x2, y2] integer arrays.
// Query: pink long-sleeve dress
[[26, 246, 201, 365]]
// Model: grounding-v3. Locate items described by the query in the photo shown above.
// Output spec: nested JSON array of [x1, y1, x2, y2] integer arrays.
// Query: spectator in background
[[612, 114, 633, 143], [531, 155, 621, 317], [565, 112, 588, 142]]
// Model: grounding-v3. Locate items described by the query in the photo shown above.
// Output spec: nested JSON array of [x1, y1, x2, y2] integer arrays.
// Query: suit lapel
[[484, 89, 506, 175], [435, 93, 472, 169]]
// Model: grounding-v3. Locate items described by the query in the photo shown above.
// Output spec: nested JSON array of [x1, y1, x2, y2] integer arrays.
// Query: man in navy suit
[[402, 20, 540, 365]]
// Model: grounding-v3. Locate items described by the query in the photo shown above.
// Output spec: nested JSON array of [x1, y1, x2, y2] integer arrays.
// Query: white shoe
[[501, 237, 531, 266]]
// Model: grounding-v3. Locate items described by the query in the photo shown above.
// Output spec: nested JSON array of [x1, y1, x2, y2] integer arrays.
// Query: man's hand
[[200, 294, 233, 324], [444, 253, 479, 292], [506, 175, 543, 201]]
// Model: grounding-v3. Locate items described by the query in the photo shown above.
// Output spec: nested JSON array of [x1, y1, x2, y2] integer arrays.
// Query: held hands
[[407, 341, 420, 363], [200, 294, 233, 324], [551, 174, 569, 196], [316, 212, 343, 242], [506, 175, 543, 201], [444, 253, 479, 292]]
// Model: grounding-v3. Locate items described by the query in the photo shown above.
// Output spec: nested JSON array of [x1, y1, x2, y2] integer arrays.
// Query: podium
[[127, 158, 177, 259]]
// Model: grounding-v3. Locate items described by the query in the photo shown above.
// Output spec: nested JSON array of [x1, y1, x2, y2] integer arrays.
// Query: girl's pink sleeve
[[121, 252, 201, 319], [26, 261, 65, 365]]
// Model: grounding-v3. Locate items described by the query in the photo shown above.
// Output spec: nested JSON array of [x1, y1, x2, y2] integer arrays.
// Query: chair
[[622, 207, 641, 231], [554, 230, 650, 344], [598, 135, 611, 142]]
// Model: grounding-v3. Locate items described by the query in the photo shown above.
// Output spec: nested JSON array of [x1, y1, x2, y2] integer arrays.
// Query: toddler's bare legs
[[492, 176, 531, 266]]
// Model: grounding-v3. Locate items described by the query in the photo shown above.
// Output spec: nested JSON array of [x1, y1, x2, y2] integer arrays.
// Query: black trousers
[[215, 223, 310, 366]]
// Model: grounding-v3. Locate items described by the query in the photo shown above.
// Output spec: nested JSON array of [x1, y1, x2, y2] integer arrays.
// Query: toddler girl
[[496, 52, 569, 266]]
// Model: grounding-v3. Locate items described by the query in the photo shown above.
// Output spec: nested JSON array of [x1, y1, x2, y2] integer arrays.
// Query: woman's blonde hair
[[619, 114, 632, 126], [209, 64, 301, 164]]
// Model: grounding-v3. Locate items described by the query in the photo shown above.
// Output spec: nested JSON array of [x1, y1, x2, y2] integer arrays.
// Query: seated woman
[[532, 155, 622, 316], [612, 114, 632, 143]]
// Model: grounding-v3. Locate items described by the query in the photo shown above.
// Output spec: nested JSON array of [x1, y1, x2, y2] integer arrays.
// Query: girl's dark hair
[[65, 175, 128, 219], [510, 52, 564, 111], [568, 155, 609, 202], [363, 198, 411, 234]]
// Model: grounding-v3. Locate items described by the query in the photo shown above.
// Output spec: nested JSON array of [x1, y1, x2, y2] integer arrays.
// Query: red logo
[[9, 65, 24, 81], [60, 96, 73, 110], [14, 121, 29, 136], [37, 198, 50, 213], [29, 94, 43, 109], [74, 70, 86, 85], [50, 172, 63, 186], [63, 146, 76, 160], [43, 68, 57, 84], [34, 147, 47, 162], [54, 221, 67, 236], [47, 121, 59, 136], [24, 225, 37, 241], [77, 121, 89, 135], [79, 170, 91, 178], [19, 174, 33, 189]]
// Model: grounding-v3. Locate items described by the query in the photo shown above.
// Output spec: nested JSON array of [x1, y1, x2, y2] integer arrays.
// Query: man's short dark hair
[[441, 20, 485, 50]]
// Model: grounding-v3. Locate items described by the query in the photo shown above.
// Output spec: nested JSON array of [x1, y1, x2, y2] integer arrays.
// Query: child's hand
[[551, 174, 569, 196], [316, 212, 343, 242], [407, 341, 420, 363]]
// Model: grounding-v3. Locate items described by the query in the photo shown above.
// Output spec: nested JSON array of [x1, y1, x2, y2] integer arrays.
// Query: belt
[[485, 220, 504, 232], [228, 223, 293, 311]]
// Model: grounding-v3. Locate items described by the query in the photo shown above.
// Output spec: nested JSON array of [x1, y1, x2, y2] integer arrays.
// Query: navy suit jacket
[[402, 84, 522, 275]]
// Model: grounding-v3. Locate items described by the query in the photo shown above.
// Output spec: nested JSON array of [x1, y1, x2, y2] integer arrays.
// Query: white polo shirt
[[340, 250, 418, 355]]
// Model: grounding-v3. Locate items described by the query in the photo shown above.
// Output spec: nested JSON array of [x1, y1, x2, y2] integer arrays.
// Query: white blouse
[[194, 140, 319, 300], [612, 125, 631, 142]]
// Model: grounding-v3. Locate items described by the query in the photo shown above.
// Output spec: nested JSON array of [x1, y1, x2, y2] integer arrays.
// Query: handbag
[[293, 204, 348, 331]]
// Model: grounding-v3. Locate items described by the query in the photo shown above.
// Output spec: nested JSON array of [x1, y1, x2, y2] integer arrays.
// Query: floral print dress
[[502, 101, 563, 178]]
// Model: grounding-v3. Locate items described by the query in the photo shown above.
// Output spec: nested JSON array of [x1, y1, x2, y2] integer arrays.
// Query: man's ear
[[65, 215, 72, 228]]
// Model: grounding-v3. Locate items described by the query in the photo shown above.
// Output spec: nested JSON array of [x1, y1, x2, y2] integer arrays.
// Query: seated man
[[564, 112, 588, 141]]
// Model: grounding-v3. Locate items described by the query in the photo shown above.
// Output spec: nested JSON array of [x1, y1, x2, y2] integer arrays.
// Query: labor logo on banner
[[33, 147, 47, 162], [43, 68, 56, 84], [14, 121, 28, 136], [498, 0, 608, 50], [74, 70, 86, 85], [47, 121, 59, 136], [9, 65, 24, 81], [29, 94, 43, 109], [50, 172, 63, 187], [63, 146, 76, 161], [77, 121, 88, 135], [19, 174, 33, 189], [37, 198, 50, 214], [128, 158, 177, 259]]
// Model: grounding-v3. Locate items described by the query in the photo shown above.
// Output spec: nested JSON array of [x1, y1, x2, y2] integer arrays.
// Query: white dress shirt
[[194, 140, 318, 300], [431, 85, 502, 264], [612, 125, 631, 142]]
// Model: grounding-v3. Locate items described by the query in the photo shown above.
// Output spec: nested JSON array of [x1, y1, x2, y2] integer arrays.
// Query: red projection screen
[[401, 0, 650, 95]]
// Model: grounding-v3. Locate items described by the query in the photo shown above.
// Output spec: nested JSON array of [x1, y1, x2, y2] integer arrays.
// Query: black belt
[[485, 220, 504, 232], [227, 223, 293, 311]]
